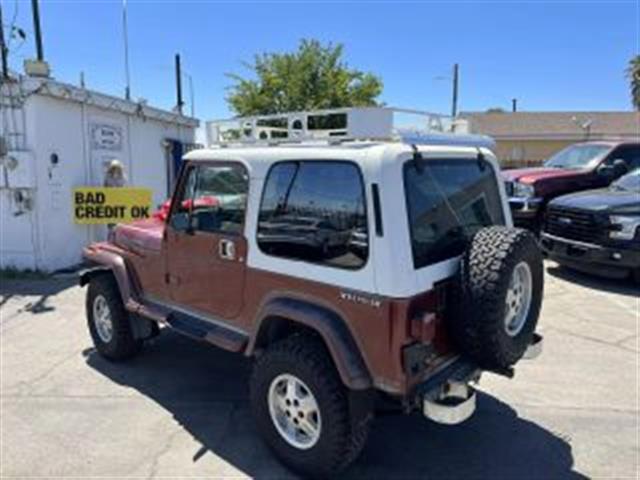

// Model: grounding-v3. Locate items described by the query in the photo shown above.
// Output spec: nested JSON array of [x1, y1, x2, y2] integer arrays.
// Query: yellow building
[[463, 111, 640, 168]]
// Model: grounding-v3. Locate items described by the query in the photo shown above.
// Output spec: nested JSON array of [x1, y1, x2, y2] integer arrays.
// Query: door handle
[[218, 239, 236, 260]]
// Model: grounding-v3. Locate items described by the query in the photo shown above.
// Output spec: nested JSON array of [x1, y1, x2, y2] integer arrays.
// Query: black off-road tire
[[250, 334, 371, 478], [449, 226, 543, 370], [86, 274, 142, 361], [632, 269, 640, 285]]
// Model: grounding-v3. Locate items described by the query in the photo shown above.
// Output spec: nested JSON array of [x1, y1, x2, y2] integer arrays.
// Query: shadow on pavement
[[85, 330, 584, 480], [0, 276, 77, 313], [546, 264, 640, 298]]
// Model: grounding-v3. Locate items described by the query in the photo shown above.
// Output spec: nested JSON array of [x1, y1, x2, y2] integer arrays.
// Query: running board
[[166, 311, 248, 353]]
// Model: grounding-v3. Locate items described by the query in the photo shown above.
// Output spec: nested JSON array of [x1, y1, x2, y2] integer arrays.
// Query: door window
[[257, 161, 368, 269], [609, 145, 640, 170], [171, 163, 249, 235]]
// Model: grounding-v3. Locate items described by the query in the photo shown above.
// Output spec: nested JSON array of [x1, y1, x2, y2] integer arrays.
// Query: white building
[[1, 74, 198, 272]]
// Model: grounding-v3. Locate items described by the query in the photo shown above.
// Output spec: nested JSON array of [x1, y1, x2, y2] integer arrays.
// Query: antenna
[[122, 0, 131, 100]]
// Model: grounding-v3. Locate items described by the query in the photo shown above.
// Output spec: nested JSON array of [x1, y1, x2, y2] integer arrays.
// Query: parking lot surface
[[1, 263, 638, 479]]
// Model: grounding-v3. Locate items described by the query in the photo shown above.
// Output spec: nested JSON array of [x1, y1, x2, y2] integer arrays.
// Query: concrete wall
[[1, 93, 195, 272]]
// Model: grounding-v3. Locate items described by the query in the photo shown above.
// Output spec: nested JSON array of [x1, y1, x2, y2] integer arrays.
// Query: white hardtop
[[184, 108, 507, 299], [184, 142, 494, 180]]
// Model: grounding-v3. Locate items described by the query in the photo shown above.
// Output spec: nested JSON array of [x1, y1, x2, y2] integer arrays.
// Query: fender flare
[[247, 296, 372, 390], [79, 246, 138, 309]]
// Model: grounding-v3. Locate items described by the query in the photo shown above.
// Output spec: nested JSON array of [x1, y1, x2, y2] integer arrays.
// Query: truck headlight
[[513, 182, 535, 198], [609, 215, 640, 240]]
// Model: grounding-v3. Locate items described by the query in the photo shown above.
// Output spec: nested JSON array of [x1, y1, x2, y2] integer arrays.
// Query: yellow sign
[[73, 187, 153, 225]]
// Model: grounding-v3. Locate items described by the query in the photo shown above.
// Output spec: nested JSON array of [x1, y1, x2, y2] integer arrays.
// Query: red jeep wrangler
[[80, 108, 544, 477]]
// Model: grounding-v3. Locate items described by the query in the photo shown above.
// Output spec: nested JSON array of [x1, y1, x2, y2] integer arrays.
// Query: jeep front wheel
[[249, 334, 370, 478], [86, 274, 142, 361]]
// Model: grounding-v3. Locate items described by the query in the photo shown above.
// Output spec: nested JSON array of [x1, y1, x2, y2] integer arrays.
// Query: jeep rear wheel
[[450, 226, 543, 370], [249, 334, 371, 478], [86, 275, 142, 361]]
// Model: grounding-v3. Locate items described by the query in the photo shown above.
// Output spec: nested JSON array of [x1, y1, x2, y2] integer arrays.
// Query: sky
[[2, 0, 639, 126]]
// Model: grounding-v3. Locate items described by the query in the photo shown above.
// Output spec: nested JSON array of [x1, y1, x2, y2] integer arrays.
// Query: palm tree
[[627, 55, 640, 110]]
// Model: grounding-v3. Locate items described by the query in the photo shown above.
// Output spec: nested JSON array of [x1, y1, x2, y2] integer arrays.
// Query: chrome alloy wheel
[[268, 373, 322, 450], [504, 261, 533, 337], [93, 294, 114, 343]]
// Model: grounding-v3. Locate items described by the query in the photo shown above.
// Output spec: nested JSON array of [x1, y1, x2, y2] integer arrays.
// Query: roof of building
[[462, 111, 639, 141], [1, 74, 199, 128]]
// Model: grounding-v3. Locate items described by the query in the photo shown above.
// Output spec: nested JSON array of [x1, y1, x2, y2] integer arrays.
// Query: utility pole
[[451, 63, 459, 118], [31, 0, 44, 61], [512, 98, 518, 112], [175, 54, 184, 114], [0, 2, 9, 79]]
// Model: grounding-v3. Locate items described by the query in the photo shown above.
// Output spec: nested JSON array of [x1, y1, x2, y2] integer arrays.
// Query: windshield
[[404, 158, 505, 269], [611, 169, 640, 192], [544, 144, 611, 170]]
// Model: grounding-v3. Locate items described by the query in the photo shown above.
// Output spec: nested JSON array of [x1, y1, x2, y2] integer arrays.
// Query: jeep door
[[165, 162, 249, 319]]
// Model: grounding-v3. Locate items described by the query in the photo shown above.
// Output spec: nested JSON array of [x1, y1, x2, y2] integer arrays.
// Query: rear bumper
[[416, 334, 543, 425], [541, 233, 640, 278]]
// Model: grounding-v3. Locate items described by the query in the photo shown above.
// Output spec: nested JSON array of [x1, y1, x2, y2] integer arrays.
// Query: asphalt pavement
[[1, 262, 638, 479]]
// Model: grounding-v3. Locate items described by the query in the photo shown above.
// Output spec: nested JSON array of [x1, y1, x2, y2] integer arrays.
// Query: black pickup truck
[[541, 169, 640, 283]]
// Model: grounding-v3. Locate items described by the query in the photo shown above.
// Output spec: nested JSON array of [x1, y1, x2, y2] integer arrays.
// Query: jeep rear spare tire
[[450, 226, 543, 370]]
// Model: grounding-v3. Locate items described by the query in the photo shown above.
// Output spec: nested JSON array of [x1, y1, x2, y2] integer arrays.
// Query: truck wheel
[[86, 274, 142, 361], [450, 226, 543, 370], [249, 334, 370, 478]]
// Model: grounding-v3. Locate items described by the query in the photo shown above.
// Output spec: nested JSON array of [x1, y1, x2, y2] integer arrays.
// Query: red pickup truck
[[502, 141, 640, 232]]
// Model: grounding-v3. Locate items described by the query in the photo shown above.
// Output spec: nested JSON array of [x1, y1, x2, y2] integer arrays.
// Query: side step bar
[[166, 311, 248, 353]]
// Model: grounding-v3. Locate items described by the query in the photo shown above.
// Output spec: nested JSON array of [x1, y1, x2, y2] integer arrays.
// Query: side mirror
[[596, 164, 614, 179], [611, 159, 629, 178], [170, 212, 191, 232]]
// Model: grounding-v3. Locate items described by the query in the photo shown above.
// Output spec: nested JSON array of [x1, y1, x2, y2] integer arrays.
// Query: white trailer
[[0, 74, 198, 272]]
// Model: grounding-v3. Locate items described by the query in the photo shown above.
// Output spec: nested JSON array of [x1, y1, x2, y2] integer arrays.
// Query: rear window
[[404, 158, 505, 269], [257, 160, 368, 269]]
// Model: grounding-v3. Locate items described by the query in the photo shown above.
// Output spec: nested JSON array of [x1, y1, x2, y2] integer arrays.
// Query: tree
[[226, 39, 383, 116], [627, 55, 640, 110], [486, 107, 506, 113]]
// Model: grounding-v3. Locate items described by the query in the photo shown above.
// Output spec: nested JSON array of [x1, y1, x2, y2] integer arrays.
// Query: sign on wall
[[73, 187, 152, 224], [90, 123, 123, 151]]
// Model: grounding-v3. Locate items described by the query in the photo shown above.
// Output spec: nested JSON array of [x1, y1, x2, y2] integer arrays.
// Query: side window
[[611, 146, 640, 170], [257, 161, 368, 269], [170, 163, 248, 234]]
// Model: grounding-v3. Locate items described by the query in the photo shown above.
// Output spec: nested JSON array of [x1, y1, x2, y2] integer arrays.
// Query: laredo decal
[[340, 291, 382, 309], [73, 187, 152, 225]]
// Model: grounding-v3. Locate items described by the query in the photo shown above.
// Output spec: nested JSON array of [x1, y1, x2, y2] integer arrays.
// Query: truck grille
[[544, 206, 604, 244]]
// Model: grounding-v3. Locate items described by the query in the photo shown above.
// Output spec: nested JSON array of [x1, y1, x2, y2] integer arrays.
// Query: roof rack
[[205, 107, 495, 148]]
